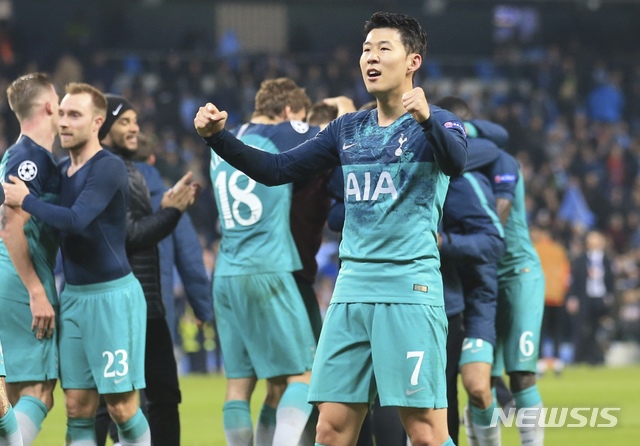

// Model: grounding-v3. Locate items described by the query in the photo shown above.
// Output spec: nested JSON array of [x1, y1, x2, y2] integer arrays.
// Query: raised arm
[[195, 102, 340, 186], [402, 89, 467, 176], [421, 112, 467, 176]]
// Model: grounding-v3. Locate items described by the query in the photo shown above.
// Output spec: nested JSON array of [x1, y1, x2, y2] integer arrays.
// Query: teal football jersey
[[211, 122, 317, 276], [0, 136, 60, 304], [332, 111, 454, 305]]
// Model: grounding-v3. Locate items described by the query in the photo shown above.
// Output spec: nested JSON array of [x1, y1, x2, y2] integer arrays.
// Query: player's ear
[[44, 101, 54, 116], [407, 53, 422, 75], [94, 115, 104, 134]]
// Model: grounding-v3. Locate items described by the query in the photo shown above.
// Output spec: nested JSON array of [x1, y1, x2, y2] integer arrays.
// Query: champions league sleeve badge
[[17, 160, 38, 181]]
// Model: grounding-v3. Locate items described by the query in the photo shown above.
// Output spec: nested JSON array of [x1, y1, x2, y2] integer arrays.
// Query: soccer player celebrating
[[195, 11, 466, 446], [3, 83, 151, 445], [0, 73, 61, 446], [466, 125, 545, 446], [210, 78, 320, 446]]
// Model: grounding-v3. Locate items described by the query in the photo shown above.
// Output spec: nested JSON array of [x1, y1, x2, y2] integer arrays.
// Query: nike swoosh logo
[[114, 377, 126, 384], [405, 387, 425, 396], [112, 104, 123, 116], [343, 143, 356, 150], [470, 349, 483, 354], [519, 357, 532, 362]]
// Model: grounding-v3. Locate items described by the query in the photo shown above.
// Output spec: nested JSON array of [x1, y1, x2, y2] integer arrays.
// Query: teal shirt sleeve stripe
[[463, 172, 504, 238]]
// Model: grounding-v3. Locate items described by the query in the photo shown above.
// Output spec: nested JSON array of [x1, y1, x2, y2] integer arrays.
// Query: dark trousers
[[541, 305, 569, 357], [574, 297, 608, 365], [446, 313, 464, 446], [370, 397, 405, 445], [96, 317, 182, 446], [355, 396, 405, 446], [294, 275, 323, 343]]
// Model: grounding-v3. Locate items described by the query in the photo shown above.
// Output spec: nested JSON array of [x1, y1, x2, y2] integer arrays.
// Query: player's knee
[[509, 371, 536, 393], [106, 401, 138, 424], [38, 379, 57, 410], [15, 380, 57, 410], [104, 392, 140, 424], [406, 429, 437, 446], [314, 417, 340, 444], [465, 381, 492, 408], [316, 411, 357, 443], [65, 397, 94, 419], [264, 379, 286, 407], [40, 391, 54, 411]]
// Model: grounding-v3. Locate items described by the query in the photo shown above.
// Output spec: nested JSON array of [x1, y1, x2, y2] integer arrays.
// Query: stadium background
[[1, 0, 639, 443]]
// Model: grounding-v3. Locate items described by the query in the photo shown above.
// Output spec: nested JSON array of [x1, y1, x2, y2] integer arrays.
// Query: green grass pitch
[[34, 364, 639, 445]]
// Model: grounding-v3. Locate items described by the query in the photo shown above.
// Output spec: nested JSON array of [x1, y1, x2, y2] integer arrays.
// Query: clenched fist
[[194, 102, 229, 138], [402, 87, 431, 123]]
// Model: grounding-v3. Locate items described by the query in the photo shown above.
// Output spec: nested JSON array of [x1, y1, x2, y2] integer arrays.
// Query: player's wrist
[[28, 286, 47, 300]]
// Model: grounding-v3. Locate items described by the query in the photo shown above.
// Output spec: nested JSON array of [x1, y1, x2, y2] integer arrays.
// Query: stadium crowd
[[1, 20, 640, 368]]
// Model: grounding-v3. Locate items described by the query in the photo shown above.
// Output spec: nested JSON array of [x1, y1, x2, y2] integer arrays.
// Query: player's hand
[[402, 87, 431, 123], [2, 175, 30, 207], [323, 96, 356, 117], [194, 103, 228, 138], [30, 287, 55, 340], [162, 171, 196, 211]]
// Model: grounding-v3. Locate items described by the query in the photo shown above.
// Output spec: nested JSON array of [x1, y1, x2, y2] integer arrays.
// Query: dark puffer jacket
[[120, 154, 182, 319]]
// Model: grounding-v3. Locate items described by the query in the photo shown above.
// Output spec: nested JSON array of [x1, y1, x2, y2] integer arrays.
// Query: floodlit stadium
[[1, 1, 639, 445]]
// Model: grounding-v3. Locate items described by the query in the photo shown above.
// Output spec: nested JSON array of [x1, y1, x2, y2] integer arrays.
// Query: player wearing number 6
[[466, 127, 545, 446], [3, 83, 151, 445], [197, 12, 467, 446], [210, 78, 319, 446]]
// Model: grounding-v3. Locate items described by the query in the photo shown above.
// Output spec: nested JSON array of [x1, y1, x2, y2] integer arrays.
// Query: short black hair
[[364, 11, 428, 59]]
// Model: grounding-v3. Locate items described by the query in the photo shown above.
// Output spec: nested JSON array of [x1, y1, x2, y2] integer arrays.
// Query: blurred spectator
[[531, 225, 571, 371], [566, 231, 615, 365], [587, 70, 624, 123]]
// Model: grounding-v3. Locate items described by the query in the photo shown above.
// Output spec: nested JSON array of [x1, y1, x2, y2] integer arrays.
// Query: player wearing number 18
[[210, 78, 318, 446]]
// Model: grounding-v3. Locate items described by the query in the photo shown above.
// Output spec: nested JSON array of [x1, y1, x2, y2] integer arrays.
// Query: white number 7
[[406, 351, 424, 386]]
